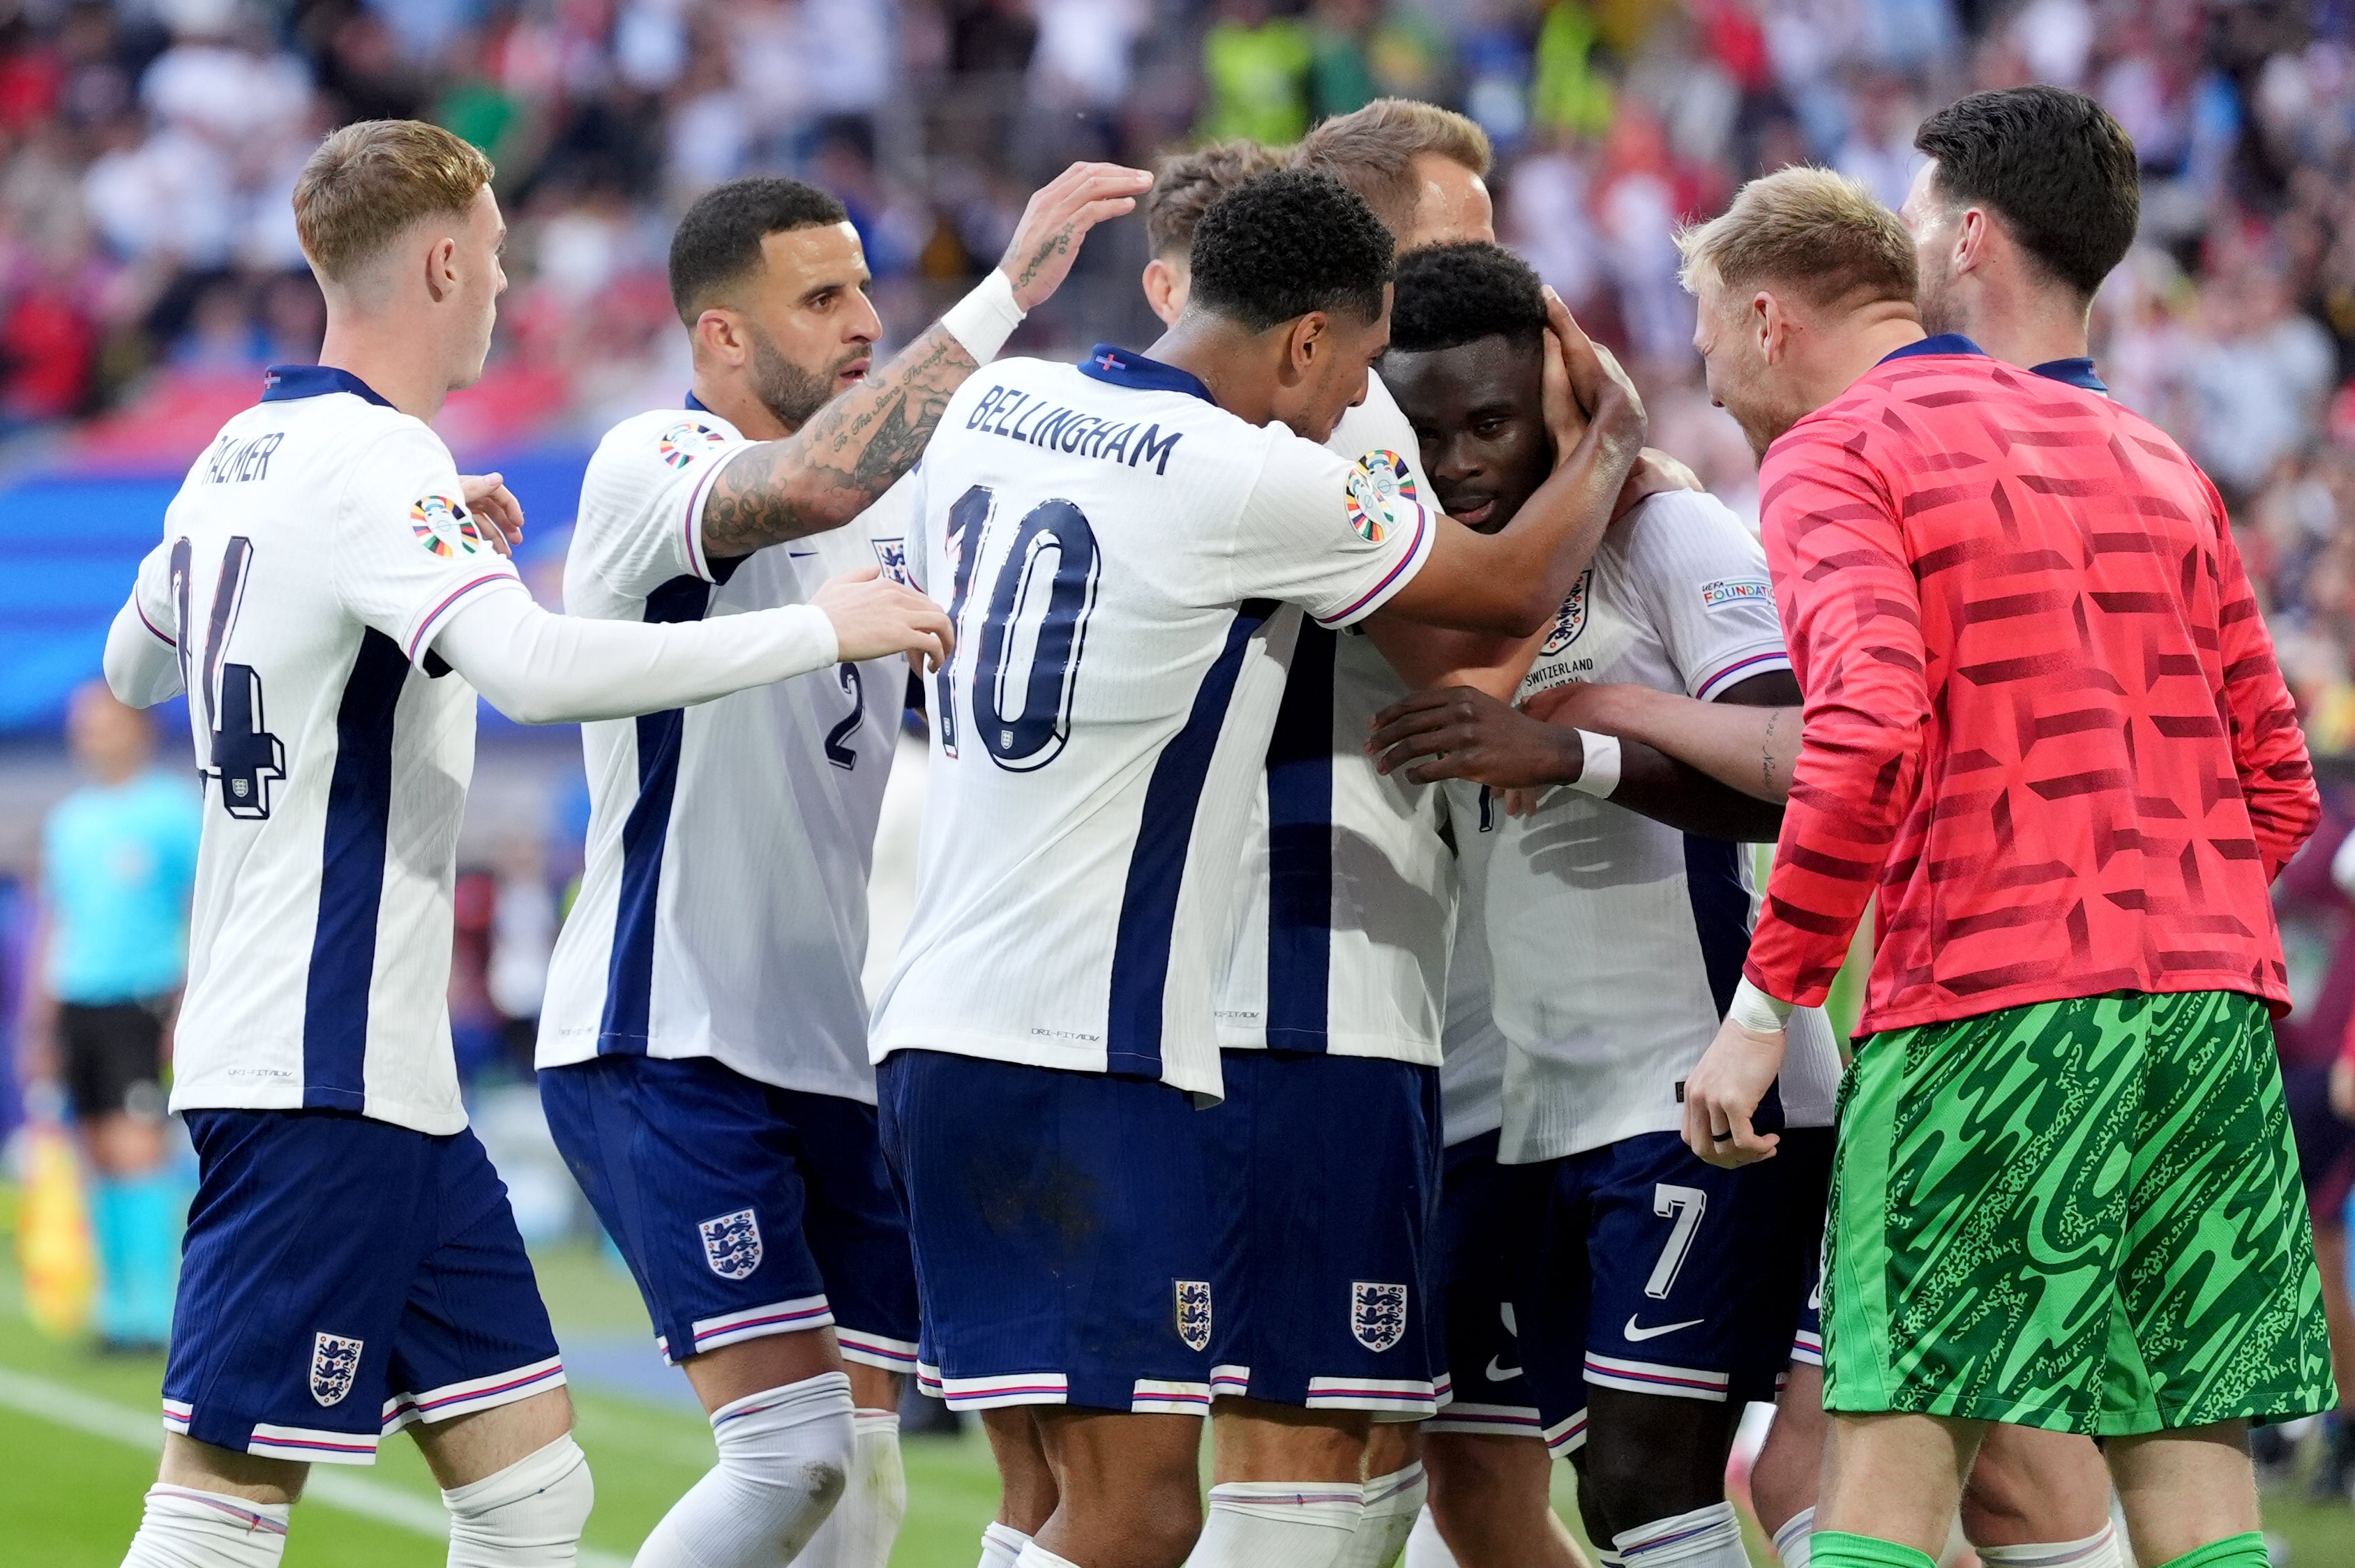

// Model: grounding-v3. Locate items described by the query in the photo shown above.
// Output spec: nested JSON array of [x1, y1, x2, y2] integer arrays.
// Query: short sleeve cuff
[[404, 568, 524, 665], [683, 442, 757, 583], [1693, 645, 1792, 702], [136, 601, 176, 647], [1312, 499, 1436, 629]]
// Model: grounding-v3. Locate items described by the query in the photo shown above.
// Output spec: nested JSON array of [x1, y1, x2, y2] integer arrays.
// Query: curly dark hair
[[1914, 85, 2139, 301], [1388, 241, 1548, 355], [1187, 169, 1393, 333], [668, 176, 849, 324]]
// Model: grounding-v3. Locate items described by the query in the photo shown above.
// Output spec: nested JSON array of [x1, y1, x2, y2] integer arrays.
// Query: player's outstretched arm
[[1367, 682, 1786, 841], [2206, 477, 2319, 880], [697, 162, 1151, 559], [1521, 679, 1801, 804], [432, 568, 951, 725], [1377, 292, 1643, 635], [105, 596, 183, 707]]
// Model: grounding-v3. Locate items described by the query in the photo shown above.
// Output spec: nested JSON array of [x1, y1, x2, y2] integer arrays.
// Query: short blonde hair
[[294, 120, 495, 284], [1676, 167, 1916, 312], [1294, 98, 1493, 234], [1147, 140, 1286, 260]]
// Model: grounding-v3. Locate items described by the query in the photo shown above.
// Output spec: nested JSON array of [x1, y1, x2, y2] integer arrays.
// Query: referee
[[25, 679, 200, 1352]]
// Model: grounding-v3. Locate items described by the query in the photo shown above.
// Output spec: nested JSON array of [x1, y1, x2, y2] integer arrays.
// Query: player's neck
[[1805, 307, 1924, 408], [317, 320, 451, 423], [1950, 287, 2092, 372], [1145, 319, 1275, 425], [689, 372, 796, 442]]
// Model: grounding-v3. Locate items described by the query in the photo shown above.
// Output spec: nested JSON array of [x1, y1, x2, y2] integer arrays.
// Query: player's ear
[[693, 307, 746, 368], [1752, 291, 1783, 364], [1279, 312, 1327, 386], [423, 233, 458, 304], [1953, 205, 1987, 276], [1142, 258, 1184, 326]]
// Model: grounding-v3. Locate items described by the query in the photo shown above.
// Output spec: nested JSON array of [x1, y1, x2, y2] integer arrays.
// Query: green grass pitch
[[2, 1236, 2350, 1565]]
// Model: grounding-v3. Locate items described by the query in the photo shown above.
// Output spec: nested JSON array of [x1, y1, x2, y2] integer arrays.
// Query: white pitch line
[[0, 1365, 629, 1567]]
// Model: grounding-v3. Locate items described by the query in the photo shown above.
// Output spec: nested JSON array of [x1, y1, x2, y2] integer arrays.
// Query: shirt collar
[[259, 364, 393, 407], [684, 389, 712, 413], [1077, 343, 1214, 404], [2029, 356, 2108, 393], [1877, 333, 1985, 365]]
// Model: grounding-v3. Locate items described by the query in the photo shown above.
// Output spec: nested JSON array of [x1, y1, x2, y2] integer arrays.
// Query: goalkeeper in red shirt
[[1675, 166, 2331, 1568]]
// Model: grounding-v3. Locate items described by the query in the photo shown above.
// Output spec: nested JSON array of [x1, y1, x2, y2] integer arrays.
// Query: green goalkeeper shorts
[[1821, 989, 2336, 1435]]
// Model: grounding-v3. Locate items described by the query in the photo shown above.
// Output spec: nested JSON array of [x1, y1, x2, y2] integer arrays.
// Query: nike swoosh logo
[[1484, 1355, 1523, 1381], [1623, 1315, 1704, 1342]]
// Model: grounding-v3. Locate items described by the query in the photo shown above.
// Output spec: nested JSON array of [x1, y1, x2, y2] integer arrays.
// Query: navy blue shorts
[[1519, 1131, 1809, 1454], [1201, 1050, 1443, 1417], [163, 1110, 562, 1465], [1778, 1127, 1835, 1371], [877, 1049, 1215, 1414], [540, 1054, 918, 1371], [1424, 1129, 1549, 1438]]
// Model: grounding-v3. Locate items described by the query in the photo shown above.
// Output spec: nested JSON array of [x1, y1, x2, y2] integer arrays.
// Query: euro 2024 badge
[[1345, 449, 1417, 545], [310, 1332, 363, 1407], [657, 420, 729, 469], [1174, 1279, 1212, 1352], [410, 494, 488, 559], [699, 1207, 764, 1280], [1350, 1281, 1408, 1352]]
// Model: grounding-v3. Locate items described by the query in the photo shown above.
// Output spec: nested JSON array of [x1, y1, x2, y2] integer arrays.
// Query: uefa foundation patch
[[410, 495, 488, 557], [657, 420, 730, 469]]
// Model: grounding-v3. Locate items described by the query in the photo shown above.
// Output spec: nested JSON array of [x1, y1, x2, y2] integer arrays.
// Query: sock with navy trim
[[633, 1371, 854, 1568], [1773, 1507, 1816, 1568], [1335, 1464, 1427, 1568], [1614, 1502, 1749, 1568], [121, 1484, 291, 1568], [1978, 1523, 2123, 1568], [978, 1521, 1032, 1568], [1184, 1481, 1365, 1568]]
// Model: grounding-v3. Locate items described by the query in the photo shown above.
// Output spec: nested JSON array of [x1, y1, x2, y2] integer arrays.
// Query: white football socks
[[1335, 1464, 1427, 1568], [1185, 1481, 1366, 1568], [1977, 1525, 2124, 1568], [979, 1521, 1033, 1568], [1401, 1505, 1459, 1568], [1014, 1543, 1082, 1568], [633, 1371, 855, 1568], [1615, 1502, 1749, 1568], [796, 1409, 905, 1568], [1773, 1507, 1815, 1568], [444, 1434, 594, 1566], [121, 1485, 290, 1568]]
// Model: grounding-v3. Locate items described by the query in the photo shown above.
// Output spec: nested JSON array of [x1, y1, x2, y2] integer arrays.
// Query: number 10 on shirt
[[935, 483, 1101, 771]]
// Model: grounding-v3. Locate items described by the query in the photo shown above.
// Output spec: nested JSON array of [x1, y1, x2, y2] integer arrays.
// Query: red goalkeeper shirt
[[1746, 337, 2317, 1032]]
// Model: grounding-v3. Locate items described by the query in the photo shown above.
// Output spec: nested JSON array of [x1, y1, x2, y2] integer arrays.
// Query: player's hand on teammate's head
[[1682, 1014, 1784, 1169], [1541, 288, 1644, 462], [1618, 448, 1704, 518], [460, 472, 524, 556], [999, 162, 1156, 312], [811, 565, 956, 671]]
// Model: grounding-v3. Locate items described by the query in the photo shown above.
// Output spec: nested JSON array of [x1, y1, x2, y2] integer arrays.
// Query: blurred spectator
[[19, 682, 200, 1353], [487, 837, 558, 1075]]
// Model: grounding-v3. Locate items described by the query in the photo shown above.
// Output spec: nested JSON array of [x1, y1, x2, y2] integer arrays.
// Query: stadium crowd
[[1, 0, 2353, 710]]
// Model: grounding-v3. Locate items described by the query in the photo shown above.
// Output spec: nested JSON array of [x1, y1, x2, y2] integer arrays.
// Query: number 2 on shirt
[[935, 484, 1101, 772]]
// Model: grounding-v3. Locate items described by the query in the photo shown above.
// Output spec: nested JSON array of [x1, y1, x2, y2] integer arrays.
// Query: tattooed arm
[[1519, 674, 1802, 803], [698, 160, 1151, 560]]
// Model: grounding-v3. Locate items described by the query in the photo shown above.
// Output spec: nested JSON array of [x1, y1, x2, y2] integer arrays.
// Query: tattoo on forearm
[[698, 325, 979, 559], [1762, 709, 1781, 797]]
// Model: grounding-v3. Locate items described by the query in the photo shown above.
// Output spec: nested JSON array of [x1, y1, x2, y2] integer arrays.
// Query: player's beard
[[746, 325, 845, 430]]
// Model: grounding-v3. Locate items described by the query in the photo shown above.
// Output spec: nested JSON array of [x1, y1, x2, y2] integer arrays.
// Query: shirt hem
[[1214, 1030, 1444, 1065], [536, 1032, 878, 1107], [164, 1087, 467, 1136], [1845, 972, 2291, 1039], [871, 1032, 1219, 1099]]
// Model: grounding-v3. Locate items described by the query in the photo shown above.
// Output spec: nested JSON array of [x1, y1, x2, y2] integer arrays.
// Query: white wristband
[[940, 269, 1026, 363], [1729, 977, 1795, 1032], [1570, 730, 1620, 797]]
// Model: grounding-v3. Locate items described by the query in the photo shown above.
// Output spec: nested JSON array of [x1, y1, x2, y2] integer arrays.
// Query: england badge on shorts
[[1174, 1280, 1212, 1352], [699, 1208, 764, 1280], [310, 1332, 363, 1407], [1351, 1282, 1408, 1352]]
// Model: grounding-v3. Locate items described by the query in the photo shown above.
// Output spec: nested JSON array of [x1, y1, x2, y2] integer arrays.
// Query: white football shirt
[[123, 365, 522, 1134], [537, 401, 911, 1102], [1214, 376, 1454, 1064], [868, 347, 1436, 1099], [1436, 781, 1507, 1147], [1461, 490, 1842, 1164]]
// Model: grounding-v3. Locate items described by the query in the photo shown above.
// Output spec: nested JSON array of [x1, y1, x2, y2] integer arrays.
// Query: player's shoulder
[[588, 404, 747, 477]]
